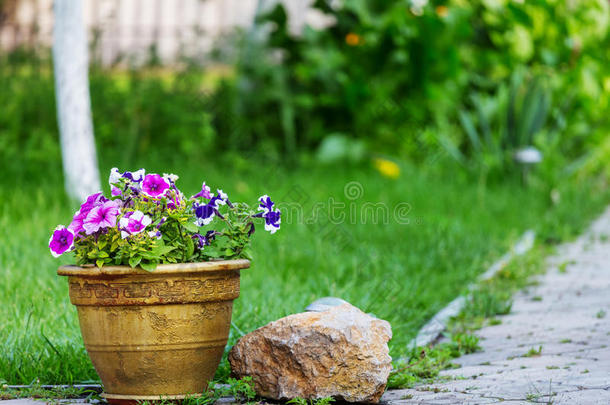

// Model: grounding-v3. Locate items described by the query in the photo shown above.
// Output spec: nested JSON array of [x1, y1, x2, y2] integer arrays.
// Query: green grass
[[0, 378, 255, 404], [0, 383, 101, 401], [0, 159, 608, 385]]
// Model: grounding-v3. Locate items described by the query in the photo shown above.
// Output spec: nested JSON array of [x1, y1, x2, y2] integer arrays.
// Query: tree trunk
[[53, 0, 101, 201]]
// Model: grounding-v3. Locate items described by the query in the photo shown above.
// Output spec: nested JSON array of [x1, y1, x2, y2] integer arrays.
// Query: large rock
[[228, 303, 392, 403]]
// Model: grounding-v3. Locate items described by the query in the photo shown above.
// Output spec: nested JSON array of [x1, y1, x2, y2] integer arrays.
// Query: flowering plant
[[49, 168, 281, 271]]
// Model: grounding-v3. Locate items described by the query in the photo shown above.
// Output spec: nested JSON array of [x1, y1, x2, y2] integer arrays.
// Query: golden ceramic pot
[[57, 259, 250, 404]]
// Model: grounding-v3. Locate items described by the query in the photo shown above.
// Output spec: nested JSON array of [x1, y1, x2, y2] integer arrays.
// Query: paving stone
[[381, 207, 610, 405], [554, 389, 610, 404]]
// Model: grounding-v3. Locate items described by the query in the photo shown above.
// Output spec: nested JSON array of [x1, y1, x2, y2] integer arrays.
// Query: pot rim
[[57, 259, 250, 277]]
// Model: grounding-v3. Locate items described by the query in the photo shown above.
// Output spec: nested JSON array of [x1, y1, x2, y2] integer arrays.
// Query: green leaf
[[185, 236, 195, 258], [152, 245, 177, 257], [458, 110, 481, 152], [128, 256, 142, 268], [204, 246, 222, 258], [96, 259, 105, 269], [182, 221, 199, 233], [240, 248, 253, 261], [140, 250, 159, 260], [435, 131, 465, 165], [140, 261, 158, 272]]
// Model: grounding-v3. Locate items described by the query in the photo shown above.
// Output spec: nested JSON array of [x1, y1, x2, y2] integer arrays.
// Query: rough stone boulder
[[228, 303, 392, 403]]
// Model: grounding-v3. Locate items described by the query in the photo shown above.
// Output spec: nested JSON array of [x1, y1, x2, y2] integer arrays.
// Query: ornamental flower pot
[[57, 259, 249, 404], [50, 168, 281, 402]]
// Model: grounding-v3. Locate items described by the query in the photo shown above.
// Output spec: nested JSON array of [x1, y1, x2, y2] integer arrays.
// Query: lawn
[[1, 159, 608, 385]]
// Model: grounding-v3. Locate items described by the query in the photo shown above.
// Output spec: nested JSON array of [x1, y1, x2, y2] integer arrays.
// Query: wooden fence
[[0, 0, 321, 65]]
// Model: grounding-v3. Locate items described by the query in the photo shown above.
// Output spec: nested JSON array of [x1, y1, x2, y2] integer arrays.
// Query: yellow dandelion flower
[[373, 158, 400, 179]]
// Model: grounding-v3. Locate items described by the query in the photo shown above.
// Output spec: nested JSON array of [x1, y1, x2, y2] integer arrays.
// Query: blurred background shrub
[[1, 0, 609, 185], [217, 0, 610, 176]]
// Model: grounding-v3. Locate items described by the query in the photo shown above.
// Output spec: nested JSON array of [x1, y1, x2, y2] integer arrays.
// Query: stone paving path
[[382, 207, 610, 404]]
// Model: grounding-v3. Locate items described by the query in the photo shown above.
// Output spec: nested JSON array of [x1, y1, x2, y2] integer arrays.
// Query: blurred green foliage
[[0, 58, 217, 183], [213, 0, 610, 179], [90, 68, 216, 167], [1, 0, 610, 184]]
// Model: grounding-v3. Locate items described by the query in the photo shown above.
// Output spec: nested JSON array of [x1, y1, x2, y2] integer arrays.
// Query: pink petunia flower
[[83, 200, 120, 235], [142, 174, 170, 198], [119, 210, 152, 239], [68, 192, 106, 235]]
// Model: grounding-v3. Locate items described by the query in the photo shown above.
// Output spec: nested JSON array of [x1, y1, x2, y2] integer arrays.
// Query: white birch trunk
[[53, 0, 101, 201]]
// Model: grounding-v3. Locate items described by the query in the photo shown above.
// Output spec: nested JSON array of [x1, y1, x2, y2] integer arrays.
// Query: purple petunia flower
[[148, 215, 165, 240], [68, 215, 83, 235], [258, 195, 275, 213], [119, 210, 152, 239], [192, 234, 204, 249], [192, 182, 212, 200], [110, 167, 145, 183], [142, 174, 170, 198], [205, 230, 216, 241], [263, 210, 281, 234], [163, 173, 179, 185], [217, 189, 228, 201], [256, 195, 281, 234], [110, 168, 146, 191], [68, 192, 107, 236], [193, 202, 216, 226], [148, 230, 162, 239], [123, 168, 146, 183], [209, 189, 228, 209], [192, 230, 216, 249], [109, 168, 122, 186], [166, 191, 184, 210], [192, 233, 206, 249], [83, 200, 120, 235], [49, 226, 75, 257], [109, 168, 137, 196], [82, 192, 107, 211]]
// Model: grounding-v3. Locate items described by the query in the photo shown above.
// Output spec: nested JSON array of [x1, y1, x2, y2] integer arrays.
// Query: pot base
[[102, 392, 203, 404]]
